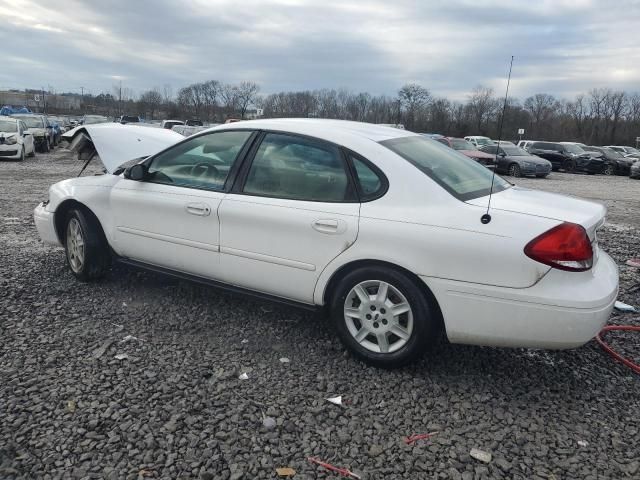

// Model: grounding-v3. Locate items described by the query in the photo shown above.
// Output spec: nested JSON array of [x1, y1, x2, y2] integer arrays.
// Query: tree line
[[53, 81, 640, 146]]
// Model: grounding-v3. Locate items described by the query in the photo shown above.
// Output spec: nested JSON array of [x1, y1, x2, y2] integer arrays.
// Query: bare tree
[[236, 81, 260, 119], [467, 86, 498, 134], [398, 83, 430, 129], [139, 88, 162, 119]]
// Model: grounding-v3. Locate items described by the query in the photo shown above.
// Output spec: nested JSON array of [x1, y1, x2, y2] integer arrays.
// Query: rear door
[[218, 132, 360, 303]]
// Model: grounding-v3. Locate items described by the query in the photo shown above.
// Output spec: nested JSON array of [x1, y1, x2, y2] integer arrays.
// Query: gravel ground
[[1, 150, 639, 480]]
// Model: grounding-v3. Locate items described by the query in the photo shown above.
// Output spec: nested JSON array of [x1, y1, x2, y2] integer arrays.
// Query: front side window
[[243, 133, 353, 202], [147, 130, 252, 191], [562, 144, 584, 154], [381, 136, 510, 201]]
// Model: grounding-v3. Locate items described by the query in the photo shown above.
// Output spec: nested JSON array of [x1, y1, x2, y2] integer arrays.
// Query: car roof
[[209, 118, 418, 143]]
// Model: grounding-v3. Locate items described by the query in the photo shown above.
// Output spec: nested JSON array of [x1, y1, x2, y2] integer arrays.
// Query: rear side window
[[349, 154, 386, 201], [243, 133, 354, 202]]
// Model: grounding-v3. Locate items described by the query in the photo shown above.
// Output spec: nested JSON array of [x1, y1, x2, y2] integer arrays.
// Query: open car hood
[[62, 124, 184, 173]]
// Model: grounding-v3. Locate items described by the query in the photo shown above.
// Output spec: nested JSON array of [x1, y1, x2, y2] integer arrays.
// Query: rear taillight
[[524, 222, 593, 272]]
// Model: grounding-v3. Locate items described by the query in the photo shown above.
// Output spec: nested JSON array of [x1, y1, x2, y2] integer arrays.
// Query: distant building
[[0, 90, 81, 113]]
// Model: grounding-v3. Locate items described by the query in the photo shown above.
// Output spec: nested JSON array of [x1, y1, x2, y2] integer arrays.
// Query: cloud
[[0, 0, 638, 100]]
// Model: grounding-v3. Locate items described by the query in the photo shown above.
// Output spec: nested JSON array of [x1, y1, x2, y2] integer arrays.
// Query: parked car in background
[[419, 133, 444, 140], [35, 119, 618, 368], [47, 118, 63, 146], [185, 119, 204, 126], [464, 136, 494, 148], [48, 116, 72, 133], [436, 137, 495, 166], [631, 161, 640, 179], [494, 140, 517, 147], [11, 114, 52, 152], [161, 120, 184, 130], [517, 140, 537, 150], [82, 115, 110, 125], [605, 145, 640, 160], [583, 146, 634, 176], [0, 117, 36, 160], [171, 124, 215, 136], [480, 144, 552, 177], [117, 115, 141, 124], [528, 141, 605, 174]]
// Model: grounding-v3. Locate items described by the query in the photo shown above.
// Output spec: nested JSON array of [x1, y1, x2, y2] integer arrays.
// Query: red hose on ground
[[595, 325, 640, 374]]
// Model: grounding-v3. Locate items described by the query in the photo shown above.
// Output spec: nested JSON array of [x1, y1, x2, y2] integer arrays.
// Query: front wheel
[[64, 208, 110, 281], [331, 267, 439, 368], [563, 159, 576, 172], [508, 163, 521, 177], [603, 164, 615, 176], [43, 139, 50, 153]]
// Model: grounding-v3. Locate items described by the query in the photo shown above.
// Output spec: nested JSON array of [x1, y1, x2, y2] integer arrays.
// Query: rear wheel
[[64, 208, 110, 281], [330, 266, 439, 368], [603, 164, 615, 176], [508, 163, 521, 177]]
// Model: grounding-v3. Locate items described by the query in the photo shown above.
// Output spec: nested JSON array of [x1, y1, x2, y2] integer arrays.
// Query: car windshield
[[626, 147, 640, 155], [502, 146, 528, 156], [451, 139, 476, 151], [563, 144, 584, 154], [122, 116, 139, 122], [15, 116, 44, 128], [381, 136, 510, 201], [0, 119, 18, 132], [600, 147, 623, 158], [474, 137, 493, 146]]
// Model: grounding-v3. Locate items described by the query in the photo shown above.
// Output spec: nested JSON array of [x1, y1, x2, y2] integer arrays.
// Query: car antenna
[[481, 55, 514, 225]]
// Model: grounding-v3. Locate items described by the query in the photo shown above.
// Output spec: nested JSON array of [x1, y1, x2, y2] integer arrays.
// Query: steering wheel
[[190, 163, 219, 179]]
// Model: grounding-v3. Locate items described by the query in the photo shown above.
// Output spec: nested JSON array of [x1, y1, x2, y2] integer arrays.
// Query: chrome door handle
[[312, 219, 344, 234], [185, 202, 211, 216]]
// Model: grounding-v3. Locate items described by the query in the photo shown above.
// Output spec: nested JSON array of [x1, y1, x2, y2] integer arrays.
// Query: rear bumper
[[34, 203, 61, 246], [422, 250, 618, 349]]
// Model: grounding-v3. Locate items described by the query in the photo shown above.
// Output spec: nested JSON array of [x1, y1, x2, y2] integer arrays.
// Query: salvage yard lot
[[1, 150, 639, 479]]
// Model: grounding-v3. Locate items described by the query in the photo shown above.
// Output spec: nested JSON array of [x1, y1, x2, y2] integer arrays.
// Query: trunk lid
[[62, 124, 184, 173], [467, 186, 606, 240]]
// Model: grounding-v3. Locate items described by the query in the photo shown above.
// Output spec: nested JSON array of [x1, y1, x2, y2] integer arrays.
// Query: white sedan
[[0, 117, 36, 160], [34, 120, 618, 367]]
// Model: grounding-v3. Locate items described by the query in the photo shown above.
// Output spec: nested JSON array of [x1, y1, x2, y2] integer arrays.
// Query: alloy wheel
[[343, 280, 413, 354], [509, 164, 521, 177], [66, 218, 85, 273], [604, 164, 615, 176]]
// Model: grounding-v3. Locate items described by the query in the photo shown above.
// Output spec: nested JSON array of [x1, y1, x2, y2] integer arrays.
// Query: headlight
[[4, 135, 17, 145]]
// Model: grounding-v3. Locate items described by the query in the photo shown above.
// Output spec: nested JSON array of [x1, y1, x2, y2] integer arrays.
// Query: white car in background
[[0, 117, 36, 160], [464, 135, 494, 147], [604, 145, 640, 160], [161, 120, 184, 130], [34, 120, 618, 368]]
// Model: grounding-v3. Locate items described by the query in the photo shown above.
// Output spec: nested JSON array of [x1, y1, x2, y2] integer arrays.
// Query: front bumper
[[422, 249, 618, 349], [34, 203, 61, 246], [0, 144, 20, 159], [522, 163, 551, 176]]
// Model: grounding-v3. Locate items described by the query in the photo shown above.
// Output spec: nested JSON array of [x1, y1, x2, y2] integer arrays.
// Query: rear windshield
[[381, 136, 510, 201]]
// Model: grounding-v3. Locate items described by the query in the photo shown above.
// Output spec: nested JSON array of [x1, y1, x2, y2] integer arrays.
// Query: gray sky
[[1, 0, 639, 100]]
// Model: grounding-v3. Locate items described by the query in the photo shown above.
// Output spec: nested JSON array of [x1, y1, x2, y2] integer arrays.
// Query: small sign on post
[[517, 128, 525, 135], [34, 94, 40, 102]]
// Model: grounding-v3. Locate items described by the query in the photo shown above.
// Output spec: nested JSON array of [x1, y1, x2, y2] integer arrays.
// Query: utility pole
[[119, 80, 122, 117], [80, 86, 84, 113], [42, 86, 46, 114]]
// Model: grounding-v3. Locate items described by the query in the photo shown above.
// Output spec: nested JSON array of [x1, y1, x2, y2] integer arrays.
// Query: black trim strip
[[116, 256, 320, 312]]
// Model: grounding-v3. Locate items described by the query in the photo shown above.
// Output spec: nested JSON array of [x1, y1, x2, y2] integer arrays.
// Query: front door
[[110, 130, 254, 279], [218, 132, 360, 303]]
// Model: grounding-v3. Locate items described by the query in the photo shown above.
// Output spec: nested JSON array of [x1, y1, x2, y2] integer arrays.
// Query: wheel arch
[[53, 199, 106, 245], [320, 258, 445, 331]]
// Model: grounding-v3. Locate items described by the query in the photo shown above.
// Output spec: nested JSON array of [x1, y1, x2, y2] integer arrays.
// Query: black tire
[[19, 146, 25, 162], [508, 163, 521, 177], [535, 173, 548, 178], [64, 208, 110, 281], [603, 164, 615, 176], [563, 159, 576, 172], [330, 266, 439, 368], [43, 138, 50, 153]]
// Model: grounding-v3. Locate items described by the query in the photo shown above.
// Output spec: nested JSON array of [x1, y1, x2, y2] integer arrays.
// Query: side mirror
[[23, 132, 30, 136], [498, 152, 506, 158], [124, 163, 148, 181]]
